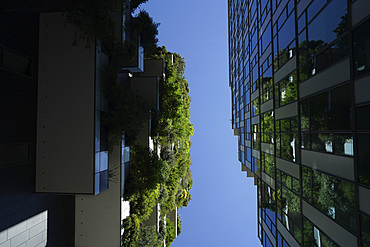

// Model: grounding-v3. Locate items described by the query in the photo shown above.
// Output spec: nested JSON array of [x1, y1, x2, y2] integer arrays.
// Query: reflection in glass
[[261, 76, 273, 103], [331, 34, 349, 63], [361, 214, 370, 244], [262, 111, 274, 143], [302, 166, 312, 203], [275, 72, 297, 107], [252, 97, 260, 117], [300, 99, 309, 131], [310, 169, 356, 233], [334, 134, 353, 156], [308, 0, 347, 45], [262, 152, 275, 178], [280, 133, 298, 162], [303, 217, 338, 247], [252, 124, 261, 150], [311, 133, 332, 152], [310, 84, 351, 131]]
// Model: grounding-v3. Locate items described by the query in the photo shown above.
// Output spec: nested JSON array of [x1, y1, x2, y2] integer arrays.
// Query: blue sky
[[141, 1, 262, 246]]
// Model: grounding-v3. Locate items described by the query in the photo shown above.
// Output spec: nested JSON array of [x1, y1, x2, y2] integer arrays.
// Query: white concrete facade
[[0, 211, 48, 247]]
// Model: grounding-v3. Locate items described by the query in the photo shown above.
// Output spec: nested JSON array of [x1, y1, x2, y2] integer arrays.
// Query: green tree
[[64, 0, 123, 48], [131, 10, 160, 56], [137, 225, 162, 247]]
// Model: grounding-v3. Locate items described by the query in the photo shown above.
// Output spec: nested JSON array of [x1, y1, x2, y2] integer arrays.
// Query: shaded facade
[[228, 0, 370, 246], [0, 2, 134, 246]]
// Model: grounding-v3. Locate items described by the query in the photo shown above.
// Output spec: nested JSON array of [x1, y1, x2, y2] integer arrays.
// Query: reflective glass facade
[[228, 0, 370, 246]]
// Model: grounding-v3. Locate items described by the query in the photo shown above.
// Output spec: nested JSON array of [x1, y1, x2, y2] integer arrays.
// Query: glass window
[[357, 105, 370, 130], [278, 9, 287, 30], [300, 99, 309, 131], [307, 0, 326, 22], [261, 23, 272, 53], [303, 217, 314, 247], [262, 111, 274, 133], [252, 97, 260, 117], [311, 133, 332, 153], [334, 134, 353, 156], [308, 0, 347, 46], [361, 214, 370, 244], [280, 118, 290, 132], [262, 152, 275, 177], [275, 72, 297, 107], [252, 124, 261, 149], [353, 18, 370, 77], [358, 133, 370, 187], [261, 73, 273, 103], [331, 34, 349, 63], [311, 170, 356, 233], [280, 133, 298, 162], [330, 84, 352, 130], [310, 84, 351, 131], [298, 12, 306, 33], [301, 133, 310, 149], [302, 166, 312, 203]]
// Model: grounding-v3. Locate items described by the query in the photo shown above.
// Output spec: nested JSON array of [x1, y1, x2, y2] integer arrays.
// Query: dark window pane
[[313, 48, 330, 74], [353, 18, 370, 77], [252, 97, 260, 116], [303, 220, 314, 246], [356, 105, 370, 130], [358, 133, 370, 187], [281, 118, 290, 132], [310, 84, 351, 131], [308, 0, 347, 45], [292, 178, 300, 194], [291, 117, 298, 132], [320, 233, 337, 247], [330, 84, 352, 130], [279, 72, 297, 106], [302, 167, 312, 203], [310, 92, 329, 131], [301, 99, 310, 131], [262, 152, 275, 177], [311, 133, 332, 152], [298, 31, 308, 64], [299, 63, 309, 82], [334, 134, 353, 156], [307, 0, 326, 22], [312, 170, 356, 233], [331, 34, 349, 62], [276, 120, 281, 133], [298, 12, 306, 33], [301, 133, 310, 149], [262, 23, 272, 53], [280, 133, 298, 162], [276, 133, 281, 157], [361, 214, 370, 244]]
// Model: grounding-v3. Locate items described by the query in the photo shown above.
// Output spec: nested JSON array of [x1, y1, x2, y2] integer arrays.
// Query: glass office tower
[[228, 0, 370, 246]]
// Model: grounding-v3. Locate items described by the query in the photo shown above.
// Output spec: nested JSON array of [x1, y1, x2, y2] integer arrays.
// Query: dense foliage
[[63, 0, 123, 49], [102, 62, 151, 146], [131, 10, 160, 56], [123, 47, 193, 246], [152, 46, 194, 212], [64, 2, 193, 246]]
